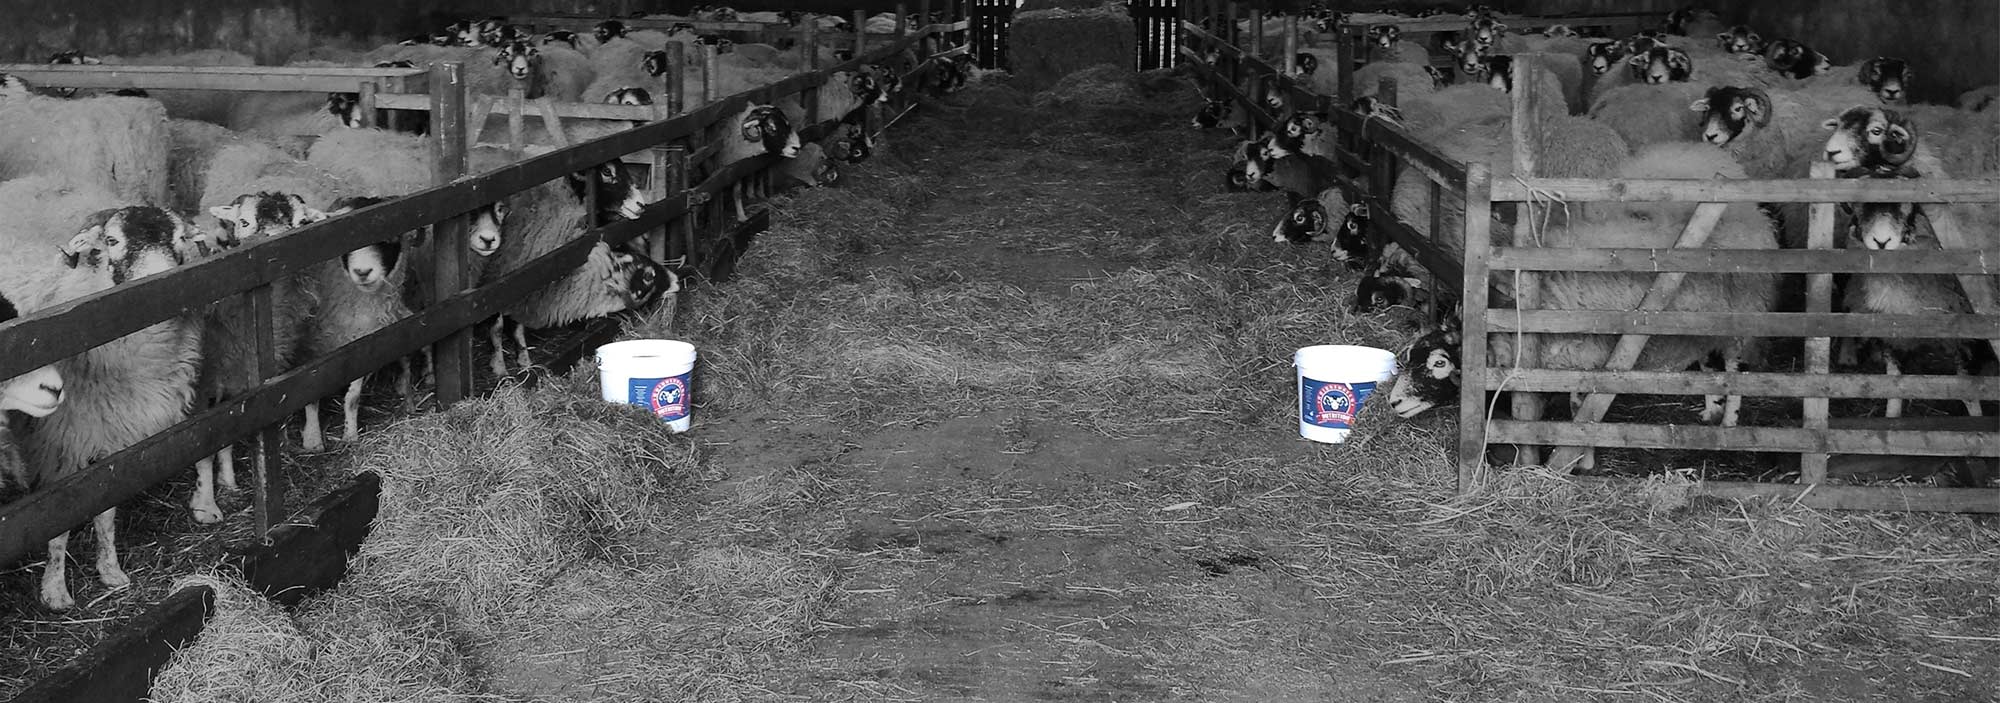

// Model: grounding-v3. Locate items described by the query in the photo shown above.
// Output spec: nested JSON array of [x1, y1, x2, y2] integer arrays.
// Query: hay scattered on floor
[[146, 574, 311, 703], [1032, 63, 1141, 109]]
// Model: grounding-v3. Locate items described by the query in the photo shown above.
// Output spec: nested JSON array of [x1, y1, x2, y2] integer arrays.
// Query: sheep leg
[[343, 377, 364, 443], [1957, 347, 1985, 418], [1835, 337, 1858, 367], [217, 444, 236, 491], [190, 456, 223, 525], [303, 399, 325, 452], [512, 319, 532, 370], [93, 509, 129, 590], [40, 532, 73, 611], [1722, 349, 1744, 427], [1510, 391, 1545, 468], [1882, 346, 1904, 419], [489, 317, 510, 377], [732, 182, 747, 223]]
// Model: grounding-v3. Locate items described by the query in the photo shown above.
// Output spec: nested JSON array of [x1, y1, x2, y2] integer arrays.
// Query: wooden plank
[[0, 64, 426, 93], [238, 471, 381, 608], [432, 62, 474, 409], [1802, 161, 1838, 483], [1920, 199, 2000, 363], [1570, 477, 2000, 513], [1507, 60, 1547, 469], [1829, 415, 2000, 431], [1492, 177, 2000, 204], [377, 92, 661, 121], [508, 14, 789, 33], [1327, 109, 1470, 188], [1487, 246, 2000, 275], [1343, 12, 1656, 34], [249, 282, 285, 534], [1490, 421, 2000, 457], [7, 585, 215, 703], [1482, 368, 2000, 399], [1458, 163, 1495, 493], [1485, 309, 2000, 339]]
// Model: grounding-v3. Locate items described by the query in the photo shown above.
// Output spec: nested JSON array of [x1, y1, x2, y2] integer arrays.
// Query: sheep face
[[741, 105, 799, 158], [65, 206, 209, 285], [1386, 323, 1462, 418], [872, 66, 903, 101], [325, 196, 400, 291], [1353, 273, 1428, 314], [1821, 106, 1917, 175], [0, 74, 32, 99], [1860, 57, 1912, 104], [542, 30, 580, 50], [1716, 25, 1762, 55], [1665, 7, 1718, 36], [1293, 51, 1319, 78], [1272, 199, 1327, 245], [495, 41, 539, 81], [605, 87, 653, 105], [208, 192, 322, 250], [1331, 202, 1373, 267], [1847, 201, 1924, 251], [1367, 25, 1401, 50], [1444, 39, 1488, 77], [593, 20, 627, 44], [1223, 160, 1255, 192], [1541, 24, 1577, 38], [326, 92, 362, 127], [0, 295, 63, 417], [603, 245, 674, 316], [468, 202, 506, 257], [1689, 86, 1771, 146], [1763, 39, 1831, 79], [47, 50, 100, 65], [1422, 65, 1450, 89], [1479, 55, 1515, 92], [566, 163, 652, 221], [1468, 17, 1507, 49], [1262, 78, 1290, 114], [1626, 46, 1692, 84], [1584, 40, 1620, 75], [849, 73, 884, 104], [1192, 99, 1230, 129]]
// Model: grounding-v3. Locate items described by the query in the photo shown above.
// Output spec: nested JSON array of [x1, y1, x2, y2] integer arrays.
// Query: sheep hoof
[[1700, 402, 1724, 425], [40, 583, 74, 612], [302, 436, 324, 453], [190, 503, 224, 525], [98, 565, 131, 590]]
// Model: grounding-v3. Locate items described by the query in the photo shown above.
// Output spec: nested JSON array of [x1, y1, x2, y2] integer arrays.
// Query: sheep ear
[[1351, 202, 1369, 217], [1860, 59, 1880, 83], [60, 225, 104, 269], [1744, 93, 1771, 125], [1491, 22, 1506, 32], [1688, 97, 1709, 113], [208, 204, 238, 222], [299, 207, 328, 224], [1715, 32, 1731, 44], [1626, 54, 1647, 66], [1822, 117, 1841, 131]]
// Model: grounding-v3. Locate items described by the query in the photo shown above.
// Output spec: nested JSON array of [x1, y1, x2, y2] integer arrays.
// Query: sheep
[[1245, 151, 1340, 201], [2, 183, 213, 610], [1960, 85, 1998, 112], [0, 93, 169, 207], [1353, 61, 1439, 104], [188, 191, 324, 522], [1266, 109, 1338, 161], [1353, 242, 1431, 314], [1664, 7, 1726, 37], [96, 49, 256, 124], [775, 142, 840, 189], [1716, 25, 1764, 56], [1691, 85, 1880, 178], [1761, 38, 1833, 80], [493, 40, 595, 102], [297, 195, 424, 450], [1589, 81, 1709, 149], [197, 140, 356, 216], [605, 86, 654, 105], [702, 103, 802, 224], [1840, 199, 1995, 417], [0, 291, 66, 493], [1387, 143, 1782, 453], [1361, 26, 1431, 65], [1444, 41, 1581, 112], [1804, 57, 1913, 104], [1191, 96, 1234, 130]]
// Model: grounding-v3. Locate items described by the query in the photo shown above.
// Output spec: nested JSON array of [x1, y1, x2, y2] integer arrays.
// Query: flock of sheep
[[1202, 5, 1999, 466], [0, 7, 967, 611]]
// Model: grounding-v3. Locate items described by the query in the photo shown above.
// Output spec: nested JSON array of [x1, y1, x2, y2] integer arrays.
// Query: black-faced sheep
[[1761, 38, 1833, 80]]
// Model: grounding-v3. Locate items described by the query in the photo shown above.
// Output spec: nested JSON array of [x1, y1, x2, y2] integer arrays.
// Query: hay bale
[[1031, 63, 1141, 108], [0, 94, 168, 205], [1008, 4, 1137, 92], [147, 574, 313, 703]]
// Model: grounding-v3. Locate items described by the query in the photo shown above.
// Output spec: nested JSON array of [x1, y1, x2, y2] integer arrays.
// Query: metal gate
[[1131, 0, 1181, 70], [971, 0, 1015, 70]]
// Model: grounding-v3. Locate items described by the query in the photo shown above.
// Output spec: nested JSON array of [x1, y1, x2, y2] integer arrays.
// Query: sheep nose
[[1872, 237, 1893, 249], [352, 266, 375, 279], [41, 383, 61, 400], [1825, 149, 1843, 161]]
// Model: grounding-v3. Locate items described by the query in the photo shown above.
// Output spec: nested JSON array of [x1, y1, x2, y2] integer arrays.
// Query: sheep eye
[[1868, 126, 1884, 137], [104, 237, 122, 247]]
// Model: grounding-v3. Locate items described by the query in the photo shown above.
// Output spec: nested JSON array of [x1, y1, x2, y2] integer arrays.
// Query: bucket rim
[[1294, 344, 1396, 363], [596, 338, 697, 361]]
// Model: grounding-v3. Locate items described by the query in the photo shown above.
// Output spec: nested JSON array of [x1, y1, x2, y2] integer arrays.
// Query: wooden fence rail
[[0, 29, 946, 572]]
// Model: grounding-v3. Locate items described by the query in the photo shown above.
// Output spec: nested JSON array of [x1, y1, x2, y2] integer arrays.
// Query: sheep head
[[207, 192, 322, 250], [1689, 86, 1771, 146], [1628, 46, 1692, 84], [1293, 51, 1319, 77], [1584, 40, 1620, 75], [604, 87, 653, 105], [1821, 106, 1918, 175], [1846, 200, 1926, 251], [1716, 25, 1762, 55], [1367, 25, 1401, 50], [64, 206, 209, 284], [1332, 202, 1373, 267], [1386, 316, 1463, 418], [0, 293, 62, 417], [741, 105, 799, 158], [468, 201, 506, 257], [1859, 57, 1912, 104], [1272, 197, 1328, 245], [593, 20, 627, 44]]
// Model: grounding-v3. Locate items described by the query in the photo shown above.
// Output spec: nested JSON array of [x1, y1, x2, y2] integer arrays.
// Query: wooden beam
[[1485, 309, 2000, 339], [1487, 246, 2000, 275], [6, 585, 214, 703], [1488, 421, 2000, 457], [1458, 163, 1495, 493], [1801, 161, 1838, 483], [0, 63, 426, 93], [1492, 177, 2000, 203], [237, 471, 381, 609], [1481, 368, 2000, 399]]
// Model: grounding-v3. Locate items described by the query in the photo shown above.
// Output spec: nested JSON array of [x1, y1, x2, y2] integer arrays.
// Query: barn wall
[[0, 0, 909, 65], [1737, 0, 1997, 105]]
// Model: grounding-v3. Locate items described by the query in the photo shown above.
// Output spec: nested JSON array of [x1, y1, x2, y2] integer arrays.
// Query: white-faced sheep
[[0, 293, 67, 497], [1589, 81, 1710, 149], [2, 180, 213, 611], [1387, 143, 1782, 464], [1840, 199, 1995, 417]]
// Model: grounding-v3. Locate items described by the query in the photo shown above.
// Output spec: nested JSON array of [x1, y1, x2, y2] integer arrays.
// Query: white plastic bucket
[[596, 339, 697, 432], [1294, 345, 1398, 444]]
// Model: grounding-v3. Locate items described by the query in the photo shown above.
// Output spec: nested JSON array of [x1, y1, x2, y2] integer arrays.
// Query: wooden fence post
[[1283, 16, 1297, 74], [429, 62, 473, 407], [1801, 160, 1836, 484], [898, 2, 910, 38], [1506, 58, 1545, 469], [667, 41, 686, 115], [357, 81, 378, 129], [1334, 25, 1354, 103], [1247, 8, 1263, 59], [507, 84, 527, 156], [1459, 162, 1494, 492], [855, 10, 869, 58], [702, 42, 717, 104], [250, 284, 285, 535]]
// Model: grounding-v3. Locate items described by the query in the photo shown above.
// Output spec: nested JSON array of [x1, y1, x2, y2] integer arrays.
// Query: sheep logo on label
[[628, 374, 690, 420], [1301, 379, 1375, 429]]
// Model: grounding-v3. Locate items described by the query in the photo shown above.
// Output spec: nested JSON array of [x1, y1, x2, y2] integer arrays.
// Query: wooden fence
[[1182, 5, 2000, 512], [0, 25, 957, 594]]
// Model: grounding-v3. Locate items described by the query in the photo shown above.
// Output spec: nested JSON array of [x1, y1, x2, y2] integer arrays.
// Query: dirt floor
[[6, 69, 2000, 702]]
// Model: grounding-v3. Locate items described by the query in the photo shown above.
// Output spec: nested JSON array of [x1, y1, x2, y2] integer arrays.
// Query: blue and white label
[[1301, 378, 1375, 429], [628, 373, 691, 421]]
